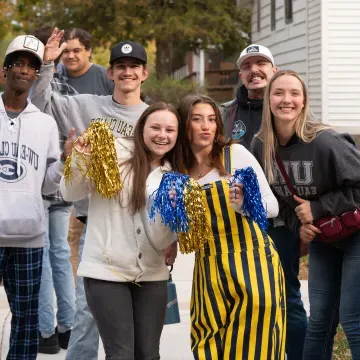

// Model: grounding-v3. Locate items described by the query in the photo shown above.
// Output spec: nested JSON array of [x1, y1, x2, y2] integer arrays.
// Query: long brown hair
[[121, 102, 185, 214], [256, 70, 330, 184], [177, 94, 230, 176]]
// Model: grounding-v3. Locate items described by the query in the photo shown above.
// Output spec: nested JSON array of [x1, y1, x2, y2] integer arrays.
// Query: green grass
[[333, 325, 351, 359]]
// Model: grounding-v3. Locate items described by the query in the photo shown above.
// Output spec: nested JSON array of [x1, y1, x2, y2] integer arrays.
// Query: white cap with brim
[[236, 44, 275, 68], [5, 35, 44, 65]]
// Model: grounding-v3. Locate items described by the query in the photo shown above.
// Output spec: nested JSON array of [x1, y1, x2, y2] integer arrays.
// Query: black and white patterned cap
[[109, 40, 147, 64]]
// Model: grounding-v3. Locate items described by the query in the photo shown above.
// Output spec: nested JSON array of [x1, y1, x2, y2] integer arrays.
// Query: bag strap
[[275, 152, 297, 196], [223, 146, 231, 174]]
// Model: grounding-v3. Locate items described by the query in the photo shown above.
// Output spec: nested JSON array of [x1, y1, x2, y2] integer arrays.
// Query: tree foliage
[[0, 1, 16, 39], [13, 0, 251, 76], [142, 73, 205, 106]]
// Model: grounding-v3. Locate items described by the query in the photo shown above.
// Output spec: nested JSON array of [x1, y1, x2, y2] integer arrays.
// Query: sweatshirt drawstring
[[17, 117, 22, 177]]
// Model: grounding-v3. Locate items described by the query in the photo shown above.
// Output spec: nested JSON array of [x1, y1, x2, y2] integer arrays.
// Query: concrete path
[[0, 253, 309, 359]]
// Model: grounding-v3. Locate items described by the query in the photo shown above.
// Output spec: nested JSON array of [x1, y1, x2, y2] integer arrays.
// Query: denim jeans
[[39, 199, 75, 337], [268, 226, 308, 360], [65, 225, 100, 360], [303, 231, 360, 359]]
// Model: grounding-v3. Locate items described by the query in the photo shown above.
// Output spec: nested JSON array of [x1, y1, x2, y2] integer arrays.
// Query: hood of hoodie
[[236, 85, 263, 110]]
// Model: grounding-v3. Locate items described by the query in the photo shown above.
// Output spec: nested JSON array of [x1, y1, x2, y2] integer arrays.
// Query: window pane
[[285, 0, 293, 24]]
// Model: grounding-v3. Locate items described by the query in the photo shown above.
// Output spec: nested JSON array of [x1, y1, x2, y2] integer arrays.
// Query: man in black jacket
[[221, 44, 308, 360], [221, 44, 277, 149]]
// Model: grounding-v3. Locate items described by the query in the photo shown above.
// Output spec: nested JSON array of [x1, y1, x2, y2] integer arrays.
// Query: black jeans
[[268, 226, 308, 360], [84, 277, 167, 360]]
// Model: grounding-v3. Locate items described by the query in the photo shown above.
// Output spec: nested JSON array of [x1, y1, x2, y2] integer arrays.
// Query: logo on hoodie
[[0, 158, 27, 183], [232, 120, 246, 140]]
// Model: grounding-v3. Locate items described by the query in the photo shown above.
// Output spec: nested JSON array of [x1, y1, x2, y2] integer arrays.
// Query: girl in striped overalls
[[177, 95, 286, 360]]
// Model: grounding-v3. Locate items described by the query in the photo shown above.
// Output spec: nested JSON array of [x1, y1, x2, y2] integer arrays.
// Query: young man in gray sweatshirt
[[31, 28, 177, 360], [33, 26, 115, 355], [0, 34, 73, 359]]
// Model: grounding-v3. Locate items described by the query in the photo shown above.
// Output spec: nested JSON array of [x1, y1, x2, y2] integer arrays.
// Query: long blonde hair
[[256, 70, 330, 184]]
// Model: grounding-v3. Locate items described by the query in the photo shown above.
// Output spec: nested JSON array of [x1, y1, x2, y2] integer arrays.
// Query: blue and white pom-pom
[[150, 172, 189, 233], [230, 166, 268, 231], [150, 172, 210, 254]]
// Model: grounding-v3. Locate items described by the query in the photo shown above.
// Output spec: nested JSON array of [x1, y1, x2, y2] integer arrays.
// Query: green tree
[[14, 0, 251, 77], [0, 1, 16, 39]]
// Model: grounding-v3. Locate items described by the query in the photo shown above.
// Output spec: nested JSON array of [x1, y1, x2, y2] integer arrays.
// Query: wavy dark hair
[[64, 28, 92, 50], [121, 102, 186, 214], [177, 94, 230, 176]]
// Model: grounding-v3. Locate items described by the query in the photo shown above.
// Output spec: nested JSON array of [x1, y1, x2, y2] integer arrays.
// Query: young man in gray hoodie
[[31, 28, 177, 360], [0, 35, 73, 359]]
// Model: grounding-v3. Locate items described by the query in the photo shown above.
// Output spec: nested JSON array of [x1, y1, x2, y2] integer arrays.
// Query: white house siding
[[323, 0, 360, 132], [251, 0, 324, 121], [307, 0, 322, 119], [251, 0, 308, 82]]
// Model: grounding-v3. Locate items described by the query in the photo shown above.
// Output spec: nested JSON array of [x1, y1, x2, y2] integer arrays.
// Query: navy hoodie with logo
[[220, 85, 263, 149], [251, 130, 360, 235]]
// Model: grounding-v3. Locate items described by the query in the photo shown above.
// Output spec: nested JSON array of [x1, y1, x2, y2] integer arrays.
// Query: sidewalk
[[0, 253, 309, 359]]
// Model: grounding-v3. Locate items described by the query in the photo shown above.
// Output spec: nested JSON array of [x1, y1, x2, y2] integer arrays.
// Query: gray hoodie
[[31, 63, 148, 217], [0, 96, 63, 247]]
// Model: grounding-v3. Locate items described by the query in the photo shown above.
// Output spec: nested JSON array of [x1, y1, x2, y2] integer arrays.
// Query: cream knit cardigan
[[60, 138, 176, 283]]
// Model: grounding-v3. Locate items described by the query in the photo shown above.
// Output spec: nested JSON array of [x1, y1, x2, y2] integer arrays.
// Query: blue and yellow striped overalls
[[190, 150, 286, 360]]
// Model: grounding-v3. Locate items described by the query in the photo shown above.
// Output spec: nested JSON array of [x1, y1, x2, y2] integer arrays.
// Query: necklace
[[198, 172, 203, 179]]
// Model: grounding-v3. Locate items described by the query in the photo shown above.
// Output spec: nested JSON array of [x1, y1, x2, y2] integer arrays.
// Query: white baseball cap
[[5, 35, 44, 65], [236, 44, 274, 68]]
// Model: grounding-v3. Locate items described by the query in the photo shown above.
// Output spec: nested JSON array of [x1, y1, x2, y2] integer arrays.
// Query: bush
[[142, 74, 206, 107]]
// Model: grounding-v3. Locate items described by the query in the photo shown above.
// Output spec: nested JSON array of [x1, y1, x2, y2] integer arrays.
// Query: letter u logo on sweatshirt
[[0, 158, 27, 182]]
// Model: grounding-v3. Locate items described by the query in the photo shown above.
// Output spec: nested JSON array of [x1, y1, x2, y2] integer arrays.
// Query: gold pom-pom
[[64, 121, 122, 199], [178, 178, 210, 254]]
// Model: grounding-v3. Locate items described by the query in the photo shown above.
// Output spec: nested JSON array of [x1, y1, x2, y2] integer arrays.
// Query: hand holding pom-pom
[[64, 121, 122, 199], [229, 183, 244, 205], [74, 131, 91, 155], [168, 188, 177, 208]]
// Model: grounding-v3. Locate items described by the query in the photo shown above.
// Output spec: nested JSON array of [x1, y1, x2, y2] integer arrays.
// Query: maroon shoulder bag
[[275, 153, 360, 244]]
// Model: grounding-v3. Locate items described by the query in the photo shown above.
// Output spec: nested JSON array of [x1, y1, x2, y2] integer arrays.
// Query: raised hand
[[294, 195, 314, 224], [44, 28, 67, 63]]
